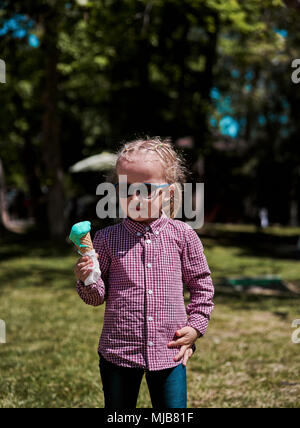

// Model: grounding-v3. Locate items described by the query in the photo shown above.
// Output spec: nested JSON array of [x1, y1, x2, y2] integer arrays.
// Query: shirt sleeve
[[181, 225, 214, 337], [76, 228, 111, 307]]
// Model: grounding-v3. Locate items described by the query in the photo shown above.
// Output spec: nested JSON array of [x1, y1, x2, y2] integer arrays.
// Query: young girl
[[74, 137, 214, 409]]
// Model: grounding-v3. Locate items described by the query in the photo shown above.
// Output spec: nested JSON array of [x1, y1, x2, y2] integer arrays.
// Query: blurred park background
[[0, 0, 300, 408]]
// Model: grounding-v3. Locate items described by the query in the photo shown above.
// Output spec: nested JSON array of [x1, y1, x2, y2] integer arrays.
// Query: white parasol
[[69, 152, 117, 173]]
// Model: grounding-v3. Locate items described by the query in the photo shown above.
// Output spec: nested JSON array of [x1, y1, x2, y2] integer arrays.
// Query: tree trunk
[[0, 157, 11, 232], [41, 11, 65, 238], [23, 135, 47, 228]]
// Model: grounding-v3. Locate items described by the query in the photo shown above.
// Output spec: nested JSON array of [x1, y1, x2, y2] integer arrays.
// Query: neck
[[128, 209, 163, 224]]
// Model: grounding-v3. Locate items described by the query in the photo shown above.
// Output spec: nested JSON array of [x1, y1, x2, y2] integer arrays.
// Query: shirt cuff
[[186, 315, 209, 337]]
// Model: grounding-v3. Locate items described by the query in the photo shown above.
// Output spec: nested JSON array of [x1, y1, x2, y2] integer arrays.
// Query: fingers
[[168, 339, 188, 347], [75, 263, 92, 275], [77, 254, 98, 266], [168, 330, 192, 348], [74, 253, 99, 281], [182, 348, 193, 367], [75, 267, 92, 281], [74, 256, 94, 281], [77, 257, 91, 267], [173, 345, 188, 362], [173, 346, 194, 365], [81, 269, 92, 281], [79, 254, 99, 260], [78, 260, 93, 268]]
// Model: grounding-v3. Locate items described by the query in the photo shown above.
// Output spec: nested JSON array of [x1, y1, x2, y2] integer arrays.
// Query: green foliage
[[0, 0, 299, 227]]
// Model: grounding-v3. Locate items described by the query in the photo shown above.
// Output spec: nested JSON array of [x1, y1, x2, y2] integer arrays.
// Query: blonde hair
[[112, 136, 190, 219]]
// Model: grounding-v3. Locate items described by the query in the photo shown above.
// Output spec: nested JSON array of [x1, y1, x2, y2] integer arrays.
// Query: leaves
[[0, 0, 299, 230]]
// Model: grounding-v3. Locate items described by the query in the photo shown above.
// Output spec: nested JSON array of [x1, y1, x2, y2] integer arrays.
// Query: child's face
[[117, 154, 173, 223]]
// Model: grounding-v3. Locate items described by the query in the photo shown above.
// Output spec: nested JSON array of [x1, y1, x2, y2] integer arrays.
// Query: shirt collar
[[122, 209, 169, 236]]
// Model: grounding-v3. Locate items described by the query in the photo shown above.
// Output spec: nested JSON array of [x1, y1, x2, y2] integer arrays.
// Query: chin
[[127, 206, 161, 221], [129, 213, 147, 222]]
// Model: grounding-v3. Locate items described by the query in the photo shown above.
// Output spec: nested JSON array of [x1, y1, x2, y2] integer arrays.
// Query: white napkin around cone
[[81, 249, 101, 286]]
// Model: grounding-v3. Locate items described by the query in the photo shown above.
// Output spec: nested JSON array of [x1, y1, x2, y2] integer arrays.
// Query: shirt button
[[148, 316, 153, 321], [147, 263, 152, 268], [145, 226, 150, 231], [146, 239, 151, 244], [148, 290, 153, 294], [148, 341, 154, 346], [136, 232, 141, 236], [155, 231, 159, 235]]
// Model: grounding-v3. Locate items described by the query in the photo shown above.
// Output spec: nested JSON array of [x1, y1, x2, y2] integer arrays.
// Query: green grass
[[0, 225, 300, 408]]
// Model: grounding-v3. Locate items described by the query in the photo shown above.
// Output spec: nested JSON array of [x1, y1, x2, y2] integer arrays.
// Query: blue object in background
[[219, 116, 240, 138], [0, 14, 39, 48], [210, 117, 217, 127], [245, 70, 254, 81], [28, 34, 40, 47], [274, 28, 288, 38], [258, 115, 267, 126], [210, 87, 220, 101]]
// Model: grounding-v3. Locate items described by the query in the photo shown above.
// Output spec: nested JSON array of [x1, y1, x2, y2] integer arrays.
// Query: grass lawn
[[0, 224, 300, 408]]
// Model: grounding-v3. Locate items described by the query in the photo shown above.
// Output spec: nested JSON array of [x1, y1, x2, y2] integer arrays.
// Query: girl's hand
[[74, 254, 99, 282], [167, 326, 199, 367]]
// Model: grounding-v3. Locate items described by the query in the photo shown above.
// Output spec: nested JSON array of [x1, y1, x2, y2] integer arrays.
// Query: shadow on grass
[[200, 226, 300, 261], [212, 290, 300, 316], [2, 223, 300, 262], [0, 229, 76, 262], [2, 225, 300, 296], [0, 230, 77, 292]]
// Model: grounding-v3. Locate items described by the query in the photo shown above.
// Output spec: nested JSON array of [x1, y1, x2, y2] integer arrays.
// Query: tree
[[0, 0, 299, 231], [0, 156, 9, 230]]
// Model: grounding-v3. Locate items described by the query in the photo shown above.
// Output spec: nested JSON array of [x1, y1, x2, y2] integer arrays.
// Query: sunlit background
[[0, 0, 300, 408]]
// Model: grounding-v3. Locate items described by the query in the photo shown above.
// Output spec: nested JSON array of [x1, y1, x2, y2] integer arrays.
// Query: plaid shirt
[[76, 210, 214, 371]]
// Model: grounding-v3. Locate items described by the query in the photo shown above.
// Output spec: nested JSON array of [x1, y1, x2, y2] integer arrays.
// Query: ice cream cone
[[69, 221, 94, 255], [76, 232, 93, 253]]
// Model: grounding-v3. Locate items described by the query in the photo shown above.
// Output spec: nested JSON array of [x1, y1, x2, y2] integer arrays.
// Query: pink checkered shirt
[[76, 210, 214, 371]]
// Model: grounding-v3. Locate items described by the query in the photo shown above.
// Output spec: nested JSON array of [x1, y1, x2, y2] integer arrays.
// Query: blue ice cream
[[69, 221, 91, 248]]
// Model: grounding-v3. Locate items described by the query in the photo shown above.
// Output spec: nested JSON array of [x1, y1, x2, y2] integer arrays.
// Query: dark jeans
[[99, 353, 187, 408]]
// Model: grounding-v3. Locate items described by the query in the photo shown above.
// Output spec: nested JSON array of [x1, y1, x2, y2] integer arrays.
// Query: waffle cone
[[78, 232, 93, 253]]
